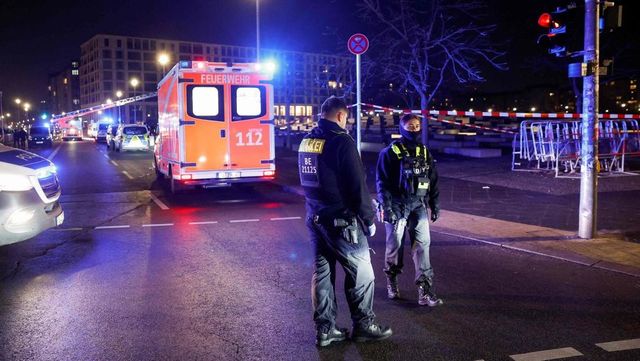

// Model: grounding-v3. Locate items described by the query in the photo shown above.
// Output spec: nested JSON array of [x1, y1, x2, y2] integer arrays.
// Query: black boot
[[351, 323, 393, 343], [418, 281, 443, 307], [386, 274, 400, 299], [316, 327, 347, 347]]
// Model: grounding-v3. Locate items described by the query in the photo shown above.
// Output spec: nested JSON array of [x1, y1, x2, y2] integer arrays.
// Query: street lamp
[[158, 52, 170, 75], [23, 103, 31, 124], [256, 0, 260, 62], [130, 78, 139, 123], [116, 90, 123, 123]]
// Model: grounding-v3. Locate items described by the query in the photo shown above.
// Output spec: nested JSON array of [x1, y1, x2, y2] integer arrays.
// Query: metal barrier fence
[[512, 119, 640, 177]]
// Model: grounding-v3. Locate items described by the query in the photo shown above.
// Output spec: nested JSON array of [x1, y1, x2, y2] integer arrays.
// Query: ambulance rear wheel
[[167, 165, 182, 194]]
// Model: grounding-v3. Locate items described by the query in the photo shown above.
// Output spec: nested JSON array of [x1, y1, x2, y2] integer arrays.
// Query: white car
[[112, 125, 150, 152], [0, 145, 63, 246]]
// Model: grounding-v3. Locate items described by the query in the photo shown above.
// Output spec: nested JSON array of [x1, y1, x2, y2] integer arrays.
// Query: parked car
[[112, 125, 150, 152], [28, 126, 53, 148], [0, 144, 63, 246], [96, 123, 110, 143]]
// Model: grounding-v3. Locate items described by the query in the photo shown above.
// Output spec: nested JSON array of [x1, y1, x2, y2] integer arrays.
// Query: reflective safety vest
[[389, 141, 431, 197]]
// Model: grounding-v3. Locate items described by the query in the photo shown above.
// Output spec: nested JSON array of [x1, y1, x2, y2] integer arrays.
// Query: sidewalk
[[274, 146, 640, 277]]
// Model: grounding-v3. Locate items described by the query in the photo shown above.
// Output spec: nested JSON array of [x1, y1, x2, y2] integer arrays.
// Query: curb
[[278, 183, 640, 278]]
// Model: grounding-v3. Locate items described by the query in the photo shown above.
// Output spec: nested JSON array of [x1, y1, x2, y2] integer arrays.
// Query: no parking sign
[[347, 33, 369, 55]]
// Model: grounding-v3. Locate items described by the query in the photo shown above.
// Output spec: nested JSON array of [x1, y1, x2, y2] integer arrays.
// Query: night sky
[[0, 0, 636, 114]]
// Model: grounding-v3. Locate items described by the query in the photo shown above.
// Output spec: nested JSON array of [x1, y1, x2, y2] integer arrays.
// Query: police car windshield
[[123, 126, 147, 135], [30, 127, 49, 135], [98, 124, 109, 130]]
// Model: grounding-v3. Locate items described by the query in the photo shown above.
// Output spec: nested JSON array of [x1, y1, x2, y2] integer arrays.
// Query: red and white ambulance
[[154, 61, 276, 193]]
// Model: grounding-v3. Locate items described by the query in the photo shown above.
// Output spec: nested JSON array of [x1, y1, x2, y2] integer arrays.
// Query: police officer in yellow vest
[[376, 114, 443, 306], [299, 96, 392, 346]]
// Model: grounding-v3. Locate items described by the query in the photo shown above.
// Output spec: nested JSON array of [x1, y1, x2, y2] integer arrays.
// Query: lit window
[[192, 87, 220, 116], [63, 78, 68, 84], [72, 70, 79, 76], [236, 87, 261, 116]]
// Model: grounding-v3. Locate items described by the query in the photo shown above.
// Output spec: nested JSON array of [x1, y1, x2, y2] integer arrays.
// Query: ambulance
[[154, 61, 276, 193]]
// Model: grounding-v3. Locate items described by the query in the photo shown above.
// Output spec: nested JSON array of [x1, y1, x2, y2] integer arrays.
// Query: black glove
[[430, 208, 440, 222], [383, 209, 398, 224]]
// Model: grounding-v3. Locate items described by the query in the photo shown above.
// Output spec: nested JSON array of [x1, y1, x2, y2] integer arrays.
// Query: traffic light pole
[[579, 0, 599, 239]]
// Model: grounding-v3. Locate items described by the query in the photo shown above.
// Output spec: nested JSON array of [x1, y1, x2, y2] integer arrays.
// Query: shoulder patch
[[299, 138, 325, 154]]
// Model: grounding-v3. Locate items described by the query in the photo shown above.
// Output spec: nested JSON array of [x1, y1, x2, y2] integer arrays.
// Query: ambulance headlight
[[0, 174, 34, 191]]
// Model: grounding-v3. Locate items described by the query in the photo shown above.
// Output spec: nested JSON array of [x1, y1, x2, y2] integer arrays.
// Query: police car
[[112, 124, 150, 152], [0, 144, 64, 246]]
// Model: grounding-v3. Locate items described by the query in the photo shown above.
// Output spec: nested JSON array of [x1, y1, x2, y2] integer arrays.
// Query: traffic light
[[537, 8, 569, 57]]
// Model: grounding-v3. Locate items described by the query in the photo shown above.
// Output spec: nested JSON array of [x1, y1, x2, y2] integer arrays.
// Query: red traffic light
[[538, 13, 552, 28]]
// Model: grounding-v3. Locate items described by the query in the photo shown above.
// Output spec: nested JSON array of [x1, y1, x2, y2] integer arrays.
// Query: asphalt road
[[1, 140, 639, 361]]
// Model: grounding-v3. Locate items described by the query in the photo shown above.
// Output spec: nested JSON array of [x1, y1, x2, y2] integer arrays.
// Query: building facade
[[79, 34, 353, 125], [48, 61, 81, 115]]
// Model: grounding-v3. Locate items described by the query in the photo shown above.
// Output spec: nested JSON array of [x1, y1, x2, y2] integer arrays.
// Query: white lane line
[[52, 227, 83, 231], [142, 223, 174, 227], [509, 347, 583, 361], [596, 338, 640, 352], [122, 170, 134, 180], [47, 145, 62, 160], [149, 192, 170, 210], [95, 225, 130, 230], [270, 216, 302, 221], [103, 153, 109, 159], [110, 160, 119, 167], [229, 219, 260, 223], [188, 221, 219, 225]]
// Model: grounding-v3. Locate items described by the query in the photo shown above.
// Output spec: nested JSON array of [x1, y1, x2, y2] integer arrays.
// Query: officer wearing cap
[[376, 113, 443, 307], [299, 96, 392, 347]]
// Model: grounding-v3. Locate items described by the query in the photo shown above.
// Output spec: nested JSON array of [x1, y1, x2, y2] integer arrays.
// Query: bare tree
[[360, 0, 507, 143]]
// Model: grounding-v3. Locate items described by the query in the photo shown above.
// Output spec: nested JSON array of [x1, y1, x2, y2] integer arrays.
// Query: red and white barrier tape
[[433, 117, 517, 135], [360, 103, 640, 120]]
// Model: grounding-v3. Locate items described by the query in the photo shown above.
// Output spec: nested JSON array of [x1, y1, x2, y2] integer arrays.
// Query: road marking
[[510, 347, 583, 361], [110, 160, 119, 167], [188, 221, 218, 225], [103, 153, 109, 159], [142, 223, 174, 227], [47, 145, 62, 160], [52, 227, 83, 231], [149, 192, 170, 210], [95, 225, 130, 230], [596, 338, 640, 352], [270, 216, 302, 221], [229, 219, 260, 223], [122, 171, 134, 179]]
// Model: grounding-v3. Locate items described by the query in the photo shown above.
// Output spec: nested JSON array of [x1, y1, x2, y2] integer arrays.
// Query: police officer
[[299, 96, 392, 347], [376, 113, 443, 307]]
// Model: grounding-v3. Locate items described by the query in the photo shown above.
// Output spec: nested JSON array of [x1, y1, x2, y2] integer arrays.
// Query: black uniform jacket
[[375, 137, 440, 212], [298, 119, 375, 227]]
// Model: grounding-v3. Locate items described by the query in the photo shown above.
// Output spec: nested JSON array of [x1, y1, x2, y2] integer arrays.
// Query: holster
[[333, 217, 359, 244]]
